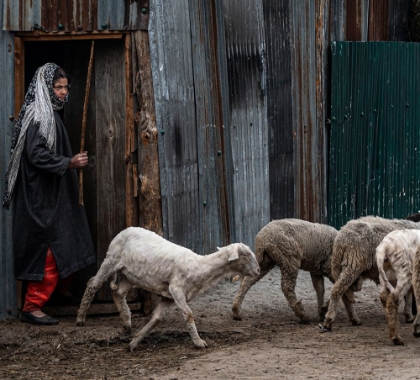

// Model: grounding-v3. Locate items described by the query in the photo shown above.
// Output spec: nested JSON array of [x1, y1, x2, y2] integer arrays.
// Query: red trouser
[[23, 247, 75, 312]]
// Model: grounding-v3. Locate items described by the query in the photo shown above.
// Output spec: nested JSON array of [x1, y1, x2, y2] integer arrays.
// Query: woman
[[3, 62, 96, 325]]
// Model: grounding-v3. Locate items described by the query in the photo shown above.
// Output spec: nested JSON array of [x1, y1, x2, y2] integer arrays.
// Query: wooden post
[[14, 37, 25, 310], [79, 41, 95, 205], [133, 30, 163, 315]]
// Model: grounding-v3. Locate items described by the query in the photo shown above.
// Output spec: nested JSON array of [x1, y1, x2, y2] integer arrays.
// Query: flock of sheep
[[75, 215, 420, 350]]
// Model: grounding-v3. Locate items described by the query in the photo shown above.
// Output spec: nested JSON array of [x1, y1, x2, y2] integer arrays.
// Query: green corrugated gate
[[328, 42, 420, 229]]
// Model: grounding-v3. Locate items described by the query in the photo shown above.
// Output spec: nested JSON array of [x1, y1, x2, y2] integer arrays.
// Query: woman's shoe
[[20, 311, 59, 325]]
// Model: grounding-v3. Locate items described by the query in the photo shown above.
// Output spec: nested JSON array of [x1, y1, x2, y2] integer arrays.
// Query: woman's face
[[53, 78, 69, 101]]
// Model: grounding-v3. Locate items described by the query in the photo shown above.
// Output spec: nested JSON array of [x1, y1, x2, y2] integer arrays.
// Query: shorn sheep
[[320, 216, 419, 332], [376, 229, 420, 345], [76, 227, 260, 350], [232, 219, 340, 323]]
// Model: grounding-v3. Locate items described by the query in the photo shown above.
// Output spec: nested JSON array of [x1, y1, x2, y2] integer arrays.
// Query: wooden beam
[[16, 31, 126, 42]]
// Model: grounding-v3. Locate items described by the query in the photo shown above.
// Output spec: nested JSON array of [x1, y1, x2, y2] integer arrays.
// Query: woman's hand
[[69, 152, 88, 169]]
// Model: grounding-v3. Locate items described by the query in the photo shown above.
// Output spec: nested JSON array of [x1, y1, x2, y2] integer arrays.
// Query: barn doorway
[[15, 35, 136, 311]]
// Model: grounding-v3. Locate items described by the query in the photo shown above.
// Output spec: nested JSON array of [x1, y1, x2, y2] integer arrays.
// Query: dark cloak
[[13, 111, 96, 281]]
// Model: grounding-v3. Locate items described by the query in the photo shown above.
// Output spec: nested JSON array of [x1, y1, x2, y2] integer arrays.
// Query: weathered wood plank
[[63, 40, 98, 300], [95, 39, 127, 301], [125, 34, 139, 228]]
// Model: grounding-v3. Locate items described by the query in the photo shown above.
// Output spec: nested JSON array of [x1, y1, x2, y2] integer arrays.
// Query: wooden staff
[[79, 41, 95, 205]]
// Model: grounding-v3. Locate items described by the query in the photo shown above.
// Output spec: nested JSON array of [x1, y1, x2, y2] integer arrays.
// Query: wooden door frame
[[13, 31, 134, 310]]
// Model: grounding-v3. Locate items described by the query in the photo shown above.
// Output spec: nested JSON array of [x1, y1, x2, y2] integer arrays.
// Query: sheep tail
[[376, 248, 395, 293], [110, 273, 118, 291]]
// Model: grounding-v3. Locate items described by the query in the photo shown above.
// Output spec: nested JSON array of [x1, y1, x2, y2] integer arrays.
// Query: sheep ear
[[228, 250, 239, 261], [217, 246, 221, 250]]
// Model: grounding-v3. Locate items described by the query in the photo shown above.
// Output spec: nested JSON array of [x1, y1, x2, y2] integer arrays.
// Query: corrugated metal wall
[[329, 41, 420, 229], [0, 0, 17, 319], [3, 0, 149, 31], [149, 0, 232, 253], [223, 0, 270, 246], [263, 1, 294, 220], [0, 0, 416, 319]]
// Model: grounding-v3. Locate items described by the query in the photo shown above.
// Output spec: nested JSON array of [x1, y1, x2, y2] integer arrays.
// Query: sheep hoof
[[413, 332, 420, 338], [75, 319, 85, 327], [194, 339, 208, 349], [318, 324, 331, 333], [232, 314, 242, 321], [351, 319, 362, 326], [128, 342, 137, 351], [392, 337, 404, 346]]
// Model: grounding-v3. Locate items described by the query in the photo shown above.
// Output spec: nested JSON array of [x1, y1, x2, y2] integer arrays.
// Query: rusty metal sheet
[[0, 1, 18, 320], [290, 0, 324, 222], [149, 0, 214, 253], [368, 0, 390, 41], [3, 0, 149, 32], [222, 0, 270, 247], [262, 0, 294, 220], [345, 0, 369, 41]]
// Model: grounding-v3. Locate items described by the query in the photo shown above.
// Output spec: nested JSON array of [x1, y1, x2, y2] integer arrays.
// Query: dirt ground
[[1, 268, 420, 380]]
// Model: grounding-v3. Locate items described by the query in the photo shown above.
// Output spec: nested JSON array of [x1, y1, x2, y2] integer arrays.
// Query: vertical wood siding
[[95, 40, 127, 299]]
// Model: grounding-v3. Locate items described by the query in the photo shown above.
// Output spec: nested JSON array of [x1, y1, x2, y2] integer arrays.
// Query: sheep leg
[[386, 292, 404, 345], [379, 286, 390, 316], [341, 289, 362, 326], [281, 268, 309, 323], [129, 298, 174, 351], [169, 286, 207, 349], [232, 258, 275, 321], [321, 267, 362, 332], [413, 259, 420, 337], [111, 274, 134, 332], [404, 292, 414, 323], [310, 274, 326, 321]]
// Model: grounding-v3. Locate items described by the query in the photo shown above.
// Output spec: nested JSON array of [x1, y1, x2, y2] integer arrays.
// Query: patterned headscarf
[[3, 62, 69, 210]]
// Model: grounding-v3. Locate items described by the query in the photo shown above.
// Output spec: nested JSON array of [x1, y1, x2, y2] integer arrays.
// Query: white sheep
[[376, 229, 419, 345], [320, 216, 419, 333], [76, 227, 260, 350], [231, 219, 339, 323]]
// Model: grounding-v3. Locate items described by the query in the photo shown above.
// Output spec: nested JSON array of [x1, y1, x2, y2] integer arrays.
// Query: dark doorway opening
[[23, 40, 97, 306]]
